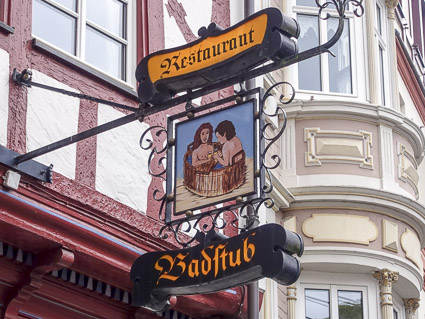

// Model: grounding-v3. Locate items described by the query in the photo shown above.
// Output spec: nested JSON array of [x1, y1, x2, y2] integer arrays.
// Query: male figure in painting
[[213, 120, 243, 166]]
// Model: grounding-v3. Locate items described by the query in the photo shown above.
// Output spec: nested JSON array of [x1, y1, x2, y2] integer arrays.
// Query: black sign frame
[[131, 223, 304, 312], [167, 99, 259, 218]]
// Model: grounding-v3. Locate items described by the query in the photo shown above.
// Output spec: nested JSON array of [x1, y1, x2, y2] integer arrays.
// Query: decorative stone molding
[[287, 285, 297, 319], [382, 220, 398, 252], [373, 269, 398, 319], [282, 216, 296, 233], [302, 214, 378, 245], [401, 228, 423, 269], [304, 128, 373, 169], [404, 298, 420, 318], [397, 142, 419, 198], [385, 0, 399, 19]]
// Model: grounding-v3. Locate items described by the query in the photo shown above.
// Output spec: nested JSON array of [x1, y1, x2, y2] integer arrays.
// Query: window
[[305, 288, 364, 319], [32, 0, 134, 82], [375, 1, 389, 106], [295, 0, 353, 95]]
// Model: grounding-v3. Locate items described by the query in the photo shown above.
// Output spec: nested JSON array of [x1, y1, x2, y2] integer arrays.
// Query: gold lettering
[[213, 244, 228, 277], [201, 246, 213, 275], [188, 259, 200, 278], [243, 233, 256, 262], [229, 249, 241, 267], [154, 253, 188, 284]]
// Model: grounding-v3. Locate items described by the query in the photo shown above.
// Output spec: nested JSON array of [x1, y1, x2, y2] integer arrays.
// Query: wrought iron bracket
[[0, 145, 53, 183], [1, 69, 146, 183]]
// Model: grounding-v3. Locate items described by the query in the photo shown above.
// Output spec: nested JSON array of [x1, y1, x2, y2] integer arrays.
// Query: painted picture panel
[[173, 101, 256, 215]]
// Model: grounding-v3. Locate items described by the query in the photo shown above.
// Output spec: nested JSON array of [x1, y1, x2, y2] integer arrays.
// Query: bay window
[[32, 0, 134, 83]]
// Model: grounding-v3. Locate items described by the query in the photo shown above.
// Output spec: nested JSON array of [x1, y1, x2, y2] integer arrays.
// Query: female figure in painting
[[213, 120, 243, 167], [192, 122, 214, 166]]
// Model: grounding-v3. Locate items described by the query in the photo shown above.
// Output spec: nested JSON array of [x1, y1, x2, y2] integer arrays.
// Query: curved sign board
[[131, 224, 304, 312], [136, 8, 299, 103]]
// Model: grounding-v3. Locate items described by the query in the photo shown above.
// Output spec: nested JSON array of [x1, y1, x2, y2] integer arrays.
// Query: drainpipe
[[244, 0, 259, 318]]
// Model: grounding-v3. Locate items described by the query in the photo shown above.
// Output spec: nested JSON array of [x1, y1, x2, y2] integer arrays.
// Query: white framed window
[[375, 0, 390, 106], [32, 0, 136, 84], [302, 284, 367, 318], [297, 272, 380, 319], [294, 0, 356, 96]]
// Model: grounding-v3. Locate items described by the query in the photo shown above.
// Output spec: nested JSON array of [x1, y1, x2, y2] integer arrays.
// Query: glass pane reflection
[[33, 0, 76, 54], [297, 0, 318, 7], [328, 18, 352, 94], [85, 26, 124, 79], [54, 0, 77, 11], [338, 290, 363, 319], [305, 289, 330, 319], [298, 14, 321, 91], [87, 0, 125, 37]]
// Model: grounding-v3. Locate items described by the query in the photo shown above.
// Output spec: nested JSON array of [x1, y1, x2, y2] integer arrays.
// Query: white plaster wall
[[180, 0, 212, 34], [95, 104, 151, 214], [230, 0, 244, 25], [27, 70, 79, 179], [163, 0, 212, 49], [0, 49, 9, 147]]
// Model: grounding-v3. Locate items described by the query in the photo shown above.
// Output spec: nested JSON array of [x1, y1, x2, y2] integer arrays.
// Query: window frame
[[32, 0, 137, 88], [293, 1, 359, 98], [0, 0, 14, 33], [296, 273, 379, 319], [301, 283, 368, 318], [375, 0, 390, 107]]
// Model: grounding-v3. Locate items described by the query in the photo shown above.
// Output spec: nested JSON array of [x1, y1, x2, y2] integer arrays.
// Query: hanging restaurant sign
[[130, 224, 304, 312], [136, 7, 300, 103]]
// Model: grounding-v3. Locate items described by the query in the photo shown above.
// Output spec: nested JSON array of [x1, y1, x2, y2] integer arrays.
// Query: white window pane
[[54, 0, 77, 11], [85, 26, 124, 79], [33, 0, 76, 54], [328, 18, 352, 94], [305, 289, 330, 319], [338, 290, 363, 319], [297, 0, 318, 7], [298, 15, 321, 91], [87, 0, 125, 37]]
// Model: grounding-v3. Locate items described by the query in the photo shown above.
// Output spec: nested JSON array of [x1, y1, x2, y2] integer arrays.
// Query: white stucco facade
[[26, 70, 80, 180]]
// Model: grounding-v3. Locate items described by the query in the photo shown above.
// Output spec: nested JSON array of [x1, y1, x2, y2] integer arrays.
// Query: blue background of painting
[[175, 101, 255, 179]]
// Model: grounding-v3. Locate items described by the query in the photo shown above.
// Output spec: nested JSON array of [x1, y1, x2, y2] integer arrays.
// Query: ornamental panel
[[304, 128, 373, 169], [397, 142, 419, 198], [302, 214, 378, 245], [401, 228, 423, 269]]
